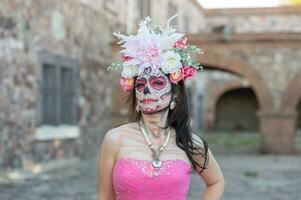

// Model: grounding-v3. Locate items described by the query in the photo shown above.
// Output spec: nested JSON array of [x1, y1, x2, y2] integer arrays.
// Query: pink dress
[[113, 157, 192, 200]]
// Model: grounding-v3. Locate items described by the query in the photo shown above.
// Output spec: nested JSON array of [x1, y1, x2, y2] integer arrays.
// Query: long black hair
[[127, 79, 209, 175]]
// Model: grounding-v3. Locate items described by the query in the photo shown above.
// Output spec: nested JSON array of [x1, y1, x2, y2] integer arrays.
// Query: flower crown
[[107, 16, 204, 92]]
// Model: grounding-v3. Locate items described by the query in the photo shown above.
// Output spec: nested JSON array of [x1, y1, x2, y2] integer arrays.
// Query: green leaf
[[153, 25, 162, 34], [186, 45, 203, 54], [106, 61, 123, 71]]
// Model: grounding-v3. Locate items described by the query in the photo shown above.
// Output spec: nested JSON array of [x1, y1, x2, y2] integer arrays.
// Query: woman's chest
[[113, 157, 192, 200], [112, 131, 192, 199], [116, 133, 190, 163]]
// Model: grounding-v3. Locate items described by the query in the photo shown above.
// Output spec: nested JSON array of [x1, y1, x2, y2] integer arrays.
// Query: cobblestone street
[[0, 155, 301, 200]]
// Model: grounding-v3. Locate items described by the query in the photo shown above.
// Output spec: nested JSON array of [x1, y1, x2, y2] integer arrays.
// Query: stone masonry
[[0, 0, 125, 171], [188, 6, 301, 153]]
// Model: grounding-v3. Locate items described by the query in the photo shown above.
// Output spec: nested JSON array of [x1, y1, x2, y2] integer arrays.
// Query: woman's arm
[[97, 129, 120, 200], [200, 148, 225, 200], [192, 133, 225, 200]]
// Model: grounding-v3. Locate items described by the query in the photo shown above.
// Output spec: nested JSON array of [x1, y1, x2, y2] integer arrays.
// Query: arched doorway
[[215, 88, 259, 132], [203, 79, 259, 132], [194, 50, 298, 153], [197, 51, 274, 110]]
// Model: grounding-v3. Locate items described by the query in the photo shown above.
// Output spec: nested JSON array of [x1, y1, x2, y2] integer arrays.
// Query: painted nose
[[143, 86, 150, 94]]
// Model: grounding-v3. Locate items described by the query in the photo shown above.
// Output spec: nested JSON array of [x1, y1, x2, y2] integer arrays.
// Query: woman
[[98, 17, 225, 200]]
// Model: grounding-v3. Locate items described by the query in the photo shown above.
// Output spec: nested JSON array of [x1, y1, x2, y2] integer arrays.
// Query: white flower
[[161, 51, 182, 74], [122, 61, 139, 78], [160, 26, 184, 49], [114, 17, 184, 76], [118, 32, 164, 74]]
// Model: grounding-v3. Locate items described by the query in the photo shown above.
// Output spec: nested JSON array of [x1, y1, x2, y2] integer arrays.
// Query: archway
[[195, 51, 298, 153], [198, 51, 273, 111], [215, 88, 259, 132], [204, 80, 256, 131]]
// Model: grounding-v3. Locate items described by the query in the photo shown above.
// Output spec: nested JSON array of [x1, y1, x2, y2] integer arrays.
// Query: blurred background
[[0, 0, 301, 199]]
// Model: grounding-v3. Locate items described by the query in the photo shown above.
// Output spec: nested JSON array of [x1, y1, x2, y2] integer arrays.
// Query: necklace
[[139, 119, 172, 171]]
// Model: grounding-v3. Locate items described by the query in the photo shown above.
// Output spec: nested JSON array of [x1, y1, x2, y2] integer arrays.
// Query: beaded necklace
[[139, 119, 172, 171]]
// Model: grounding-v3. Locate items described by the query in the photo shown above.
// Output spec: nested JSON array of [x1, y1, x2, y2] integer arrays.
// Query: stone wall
[[122, 0, 205, 34], [202, 7, 301, 33], [151, 0, 205, 33], [109, 0, 208, 128], [232, 48, 301, 110], [0, 0, 123, 170], [187, 6, 301, 153]]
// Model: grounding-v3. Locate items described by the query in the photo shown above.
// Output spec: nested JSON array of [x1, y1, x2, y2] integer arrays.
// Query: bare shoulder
[[102, 122, 138, 145], [99, 123, 133, 162], [102, 128, 121, 146]]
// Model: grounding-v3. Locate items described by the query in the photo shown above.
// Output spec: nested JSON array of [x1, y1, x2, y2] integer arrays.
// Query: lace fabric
[[113, 157, 192, 200]]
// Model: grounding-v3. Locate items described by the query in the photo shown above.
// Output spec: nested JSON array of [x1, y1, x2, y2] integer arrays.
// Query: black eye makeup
[[149, 76, 167, 90], [135, 78, 147, 92]]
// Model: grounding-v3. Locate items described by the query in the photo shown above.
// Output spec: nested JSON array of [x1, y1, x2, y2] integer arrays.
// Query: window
[[42, 64, 58, 125], [168, 2, 178, 26], [60, 67, 75, 124], [39, 51, 79, 126], [138, 0, 151, 20]]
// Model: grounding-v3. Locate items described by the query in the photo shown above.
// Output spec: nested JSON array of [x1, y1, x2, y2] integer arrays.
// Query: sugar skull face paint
[[135, 67, 172, 113]]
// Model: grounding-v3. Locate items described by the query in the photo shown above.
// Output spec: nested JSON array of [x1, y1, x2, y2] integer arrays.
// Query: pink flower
[[120, 32, 164, 71], [120, 76, 134, 92], [182, 66, 197, 80], [173, 38, 187, 48], [169, 68, 184, 84], [121, 52, 132, 61]]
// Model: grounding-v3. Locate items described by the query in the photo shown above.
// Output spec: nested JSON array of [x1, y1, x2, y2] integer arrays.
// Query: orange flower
[[169, 68, 184, 84], [120, 77, 134, 92]]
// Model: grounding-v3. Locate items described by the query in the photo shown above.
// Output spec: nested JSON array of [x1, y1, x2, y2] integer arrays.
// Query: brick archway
[[197, 51, 273, 111], [281, 70, 301, 113], [204, 80, 252, 131], [255, 70, 301, 154], [195, 51, 299, 153]]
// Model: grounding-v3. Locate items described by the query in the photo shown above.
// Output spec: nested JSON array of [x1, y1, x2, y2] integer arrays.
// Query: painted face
[[135, 67, 172, 113]]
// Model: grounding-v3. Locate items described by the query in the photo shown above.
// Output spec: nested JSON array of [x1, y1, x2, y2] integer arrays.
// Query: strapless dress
[[112, 157, 192, 200]]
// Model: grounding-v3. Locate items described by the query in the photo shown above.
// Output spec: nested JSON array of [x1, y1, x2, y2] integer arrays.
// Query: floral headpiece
[[107, 16, 204, 92]]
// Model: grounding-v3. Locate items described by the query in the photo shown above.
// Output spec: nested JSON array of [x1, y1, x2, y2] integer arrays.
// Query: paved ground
[[0, 155, 301, 200], [188, 155, 301, 200]]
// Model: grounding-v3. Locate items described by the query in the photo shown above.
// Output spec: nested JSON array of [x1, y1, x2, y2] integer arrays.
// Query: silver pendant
[[152, 158, 162, 169]]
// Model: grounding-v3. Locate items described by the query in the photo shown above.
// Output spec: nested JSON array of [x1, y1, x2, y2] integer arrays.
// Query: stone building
[[0, 0, 129, 171], [1, 0, 300, 172], [111, 3, 301, 154], [187, 5, 301, 154], [109, 0, 206, 125], [0, 0, 203, 171]]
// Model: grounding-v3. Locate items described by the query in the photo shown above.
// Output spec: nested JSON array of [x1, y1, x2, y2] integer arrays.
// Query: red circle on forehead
[[149, 76, 167, 90]]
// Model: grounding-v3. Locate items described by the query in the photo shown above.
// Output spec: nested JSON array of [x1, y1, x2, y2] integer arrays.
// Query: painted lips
[[141, 98, 158, 104]]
